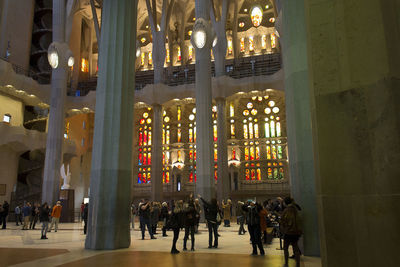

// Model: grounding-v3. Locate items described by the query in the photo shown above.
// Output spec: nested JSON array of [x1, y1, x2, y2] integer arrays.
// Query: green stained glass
[[278, 145, 283, 159]]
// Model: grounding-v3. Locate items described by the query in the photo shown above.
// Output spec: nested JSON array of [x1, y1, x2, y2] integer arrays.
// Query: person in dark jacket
[[150, 202, 160, 235], [281, 197, 302, 267], [39, 203, 50, 239], [82, 203, 89, 234], [236, 201, 246, 235], [198, 194, 220, 248], [160, 202, 169, 237], [183, 195, 196, 251], [29, 203, 39, 229], [139, 199, 155, 240], [1, 201, 9, 229], [242, 200, 265, 256], [170, 200, 184, 254]]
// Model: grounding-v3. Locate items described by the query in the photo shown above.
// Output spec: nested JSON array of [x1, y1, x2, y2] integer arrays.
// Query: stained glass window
[[249, 36, 254, 52], [278, 145, 283, 159], [271, 33, 277, 49], [250, 6, 263, 27], [272, 145, 277, 160], [213, 124, 217, 142], [256, 168, 261, 180], [240, 37, 245, 52], [255, 146, 260, 160], [177, 128, 182, 142], [276, 122, 281, 137], [262, 35, 267, 50], [245, 147, 249, 160], [266, 145, 271, 159], [166, 130, 170, 144], [228, 39, 233, 55], [243, 124, 248, 139], [188, 46, 193, 60], [148, 51, 153, 65], [166, 45, 170, 63], [214, 148, 218, 162], [189, 128, 193, 143], [250, 147, 255, 160], [230, 103, 235, 117], [254, 123, 259, 138], [177, 46, 181, 61], [141, 52, 145, 66], [245, 169, 250, 180], [265, 122, 270, 138], [251, 169, 255, 180], [249, 122, 254, 139], [270, 121, 275, 138], [268, 168, 273, 179]]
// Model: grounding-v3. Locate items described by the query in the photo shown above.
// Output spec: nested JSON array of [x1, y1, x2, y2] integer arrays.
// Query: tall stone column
[[42, 0, 68, 206], [0, 146, 19, 204], [303, 0, 400, 266], [216, 97, 229, 201], [194, 0, 214, 201], [280, 0, 320, 257], [151, 104, 163, 201], [85, 0, 137, 250]]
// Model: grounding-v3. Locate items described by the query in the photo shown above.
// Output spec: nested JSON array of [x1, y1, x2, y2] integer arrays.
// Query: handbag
[[216, 212, 221, 223]]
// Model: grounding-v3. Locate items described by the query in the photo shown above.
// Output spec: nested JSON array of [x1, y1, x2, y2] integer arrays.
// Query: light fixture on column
[[136, 40, 141, 58], [212, 36, 218, 47], [66, 50, 75, 67], [48, 43, 59, 69], [191, 18, 216, 49]]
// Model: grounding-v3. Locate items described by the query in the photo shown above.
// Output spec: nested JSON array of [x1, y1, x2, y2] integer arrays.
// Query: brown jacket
[[259, 208, 268, 231]]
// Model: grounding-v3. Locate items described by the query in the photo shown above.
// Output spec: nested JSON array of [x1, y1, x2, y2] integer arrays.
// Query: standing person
[[194, 198, 201, 233], [160, 202, 169, 237], [48, 201, 62, 232], [1, 201, 9, 229], [183, 196, 196, 251], [198, 194, 220, 248], [170, 200, 183, 254], [150, 202, 160, 235], [280, 197, 302, 267], [242, 200, 265, 256], [82, 203, 89, 235], [80, 202, 85, 222], [131, 202, 136, 229], [236, 201, 246, 235], [259, 205, 269, 244], [22, 202, 32, 230], [14, 204, 22, 226], [138, 199, 155, 240], [29, 203, 40, 229], [222, 199, 232, 227], [39, 203, 50, 239]]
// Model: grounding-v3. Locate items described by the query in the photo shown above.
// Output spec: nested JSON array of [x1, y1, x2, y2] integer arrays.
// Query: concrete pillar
[[303, 1, 400, 266], [42, 0, 68, 206], [216, 97, 229, 201], [0, 145, 19, 204], [194, 0, 214, 201], [280, 0, 320, 256], [85, 0, 137, 250], [151, 104, 163, 201]]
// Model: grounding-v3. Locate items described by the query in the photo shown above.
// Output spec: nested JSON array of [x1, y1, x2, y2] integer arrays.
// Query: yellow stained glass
[[230, 103, 234, 117], [270, 121, 276, 137], [251, 6, 263, 27], [177, 128, 182, 142], [230, 124, 235, 138], [177, 106, 181, 121], [189, 46, 193, 60], [266, 145, 271, 160], [268, 168, 273, 179], [81, 58, 89, 72], [177, 150, 182, 161], [243, 110, 250, 116], [257, 168, 261, 180], [255, 146, 260, 160], [194, 126, 197, 143], [148, 132, 152, 146], [162, 129, 165, 144], [166, 45, 170, 63], [148, 51, 153, 65], [264, 123, 270, 138], [177, 46, 181, 61], [277, 122, 281, 137], [240, 37, 245, 52], [249, 122, 254, 139], [228, 39, 233, 55], [214, 148, 218, 162], [271, 33, 277, 48], [251, 109, 257, 116], [166, 130, 170, 144], [245, 147, 249, 160], [262, 35, 267, 49], [272, 145, 277, 160], [141, 52, 145, 66], [254, 123, 259, 138], [249, 36, 254, 52], [166, 172, 170, 183], [243, 124, 248, 139], [189, 128, 193, 143], [213, 124, 217, 142], [250, 147, 255, 160], [247, 103, 253, 109]]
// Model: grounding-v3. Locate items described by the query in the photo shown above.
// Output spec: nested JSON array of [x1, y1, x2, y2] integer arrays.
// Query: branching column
[[42, 0, 68, 205], [85, 0, 137, 250], [194, 0, 214, 201]]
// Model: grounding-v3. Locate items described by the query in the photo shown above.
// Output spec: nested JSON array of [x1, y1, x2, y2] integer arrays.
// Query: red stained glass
[[139, 132, 143, 146], [189, 172, 193, 183], [143, 153, 147, 165], [143, 130, 147, 146], [251, 169, 255, 180], [166, 172, 170, 183], [138, 153, 142, 165], [148, 153, 151, 165], [245, 169, 250, 180], [214, 169, 218, 181]]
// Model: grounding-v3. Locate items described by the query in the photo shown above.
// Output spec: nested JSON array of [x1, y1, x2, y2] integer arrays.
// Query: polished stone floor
[[0, 222, 321, 267]]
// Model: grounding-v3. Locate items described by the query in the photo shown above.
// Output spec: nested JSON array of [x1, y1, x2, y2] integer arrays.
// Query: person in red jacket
[[48, 201, 62, 232]]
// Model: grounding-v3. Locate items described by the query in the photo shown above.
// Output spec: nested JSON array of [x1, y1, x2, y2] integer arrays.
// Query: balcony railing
[[0, 56, 51, 84], [78, 53, 282, 96]]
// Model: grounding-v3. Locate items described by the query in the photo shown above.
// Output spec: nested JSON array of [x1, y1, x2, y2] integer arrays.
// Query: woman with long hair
[[170, 200, 184, 254]]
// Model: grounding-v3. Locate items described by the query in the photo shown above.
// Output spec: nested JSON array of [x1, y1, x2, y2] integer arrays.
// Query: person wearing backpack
[[280, 197, 302, 267], [242, 200, 265, 256], [198, 194, 220, 248]]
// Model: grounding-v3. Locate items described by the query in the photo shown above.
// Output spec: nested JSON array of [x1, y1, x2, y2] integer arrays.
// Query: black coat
[[184, 203, 197, 227], [39, 207, 50, 222], [200, 198, 219, 223], [1, 202, 9, 216], [242, 203, 262, 226], [169, 210, 184, 229]]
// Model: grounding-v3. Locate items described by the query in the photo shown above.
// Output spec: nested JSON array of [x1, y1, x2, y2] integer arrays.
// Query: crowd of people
[[133, 195, 303, 267]]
